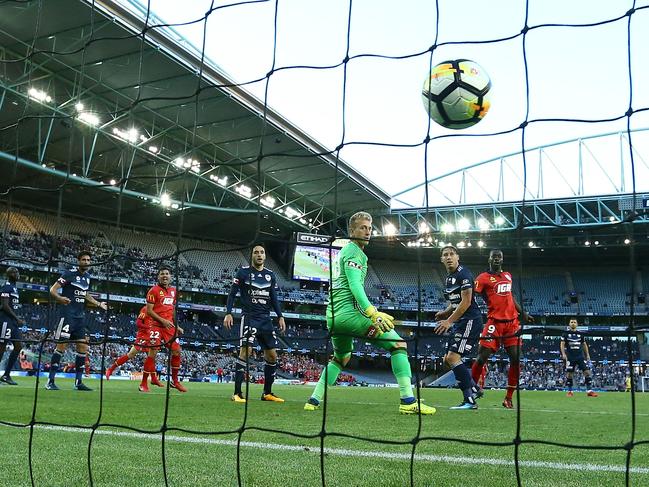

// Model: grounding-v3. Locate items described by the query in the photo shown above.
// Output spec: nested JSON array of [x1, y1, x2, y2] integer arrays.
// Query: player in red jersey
[[143, 266, 186, 393], [104, 305, 164, 388], [471, 250, 533, 409]]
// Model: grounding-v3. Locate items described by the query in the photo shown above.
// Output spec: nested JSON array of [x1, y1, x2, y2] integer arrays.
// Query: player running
[[470, 249, 534, 409], [435, 245, 483, 410], [560, 318, 598, 398], [224, 243, 286, 403], [47, 251, 107, 391], [104, 305, 164, 388], [304, 211, 435, 415], [141, 266, 186, 393], [0, 267, 25, 385]]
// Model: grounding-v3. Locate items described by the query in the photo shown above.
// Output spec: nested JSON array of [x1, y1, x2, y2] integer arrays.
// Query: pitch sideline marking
[[6, 424, 648, 475]]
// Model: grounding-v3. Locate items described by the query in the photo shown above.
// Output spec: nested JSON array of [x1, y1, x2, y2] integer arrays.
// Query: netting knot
[[521, 25, 529, 35], [627, 8, 636, 17], [624, 441, 634, 451], [519, 121, 528, 129], [512, 436, 522, 446], [626, 108, 634, 117]]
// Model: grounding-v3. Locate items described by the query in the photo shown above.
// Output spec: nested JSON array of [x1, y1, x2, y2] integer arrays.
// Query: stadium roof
[[0, 0, 390, 242]]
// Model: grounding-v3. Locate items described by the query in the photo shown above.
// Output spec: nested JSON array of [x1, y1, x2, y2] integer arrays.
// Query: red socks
[[115, 354, 129, 367], [471, 361, 484, 385], [506, 363, 520, 400], [142, 356, 156, 385], [171, 354, 181, 383]]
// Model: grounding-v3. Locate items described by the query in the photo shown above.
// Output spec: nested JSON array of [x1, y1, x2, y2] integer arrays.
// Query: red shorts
[[479, 318, 521, 351], [134, 328, 157, 352], [150, 326, 181, 351]]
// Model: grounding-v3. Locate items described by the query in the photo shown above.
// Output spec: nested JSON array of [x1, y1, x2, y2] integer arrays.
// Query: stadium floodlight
[[594, 240, 600, 245], [477, 240, 485, 248], [440, 223, 455, 233], [160, 193, 171, 208], [285, 207, 303, 219], [165, 212, 171, 217], [75, 103, 84, 111], [528, 241, 534, 247], [383, 223, 397, 236], [28, 87, 52, 103], [148, 146, 158, 154], [624, 238, 631, 244], [457, 218, 471, 232], [438, 241, 445, 247], [494, 216, 505, 226], [299, 218, 307, 224], [171, 203, 179, 210], [109, 179, 116, 186], [77, 111, 100, 126], [584, 240, 590, 246], [418, 221, 430, 234], [478, 218, 491, 231], [260, 196, 276, 209], [113, 127, 140, 144], [457, 241, 466, 248], [235, 184, 253, 198], [609, 216, 617, 222], [372, 230, 379, 236]]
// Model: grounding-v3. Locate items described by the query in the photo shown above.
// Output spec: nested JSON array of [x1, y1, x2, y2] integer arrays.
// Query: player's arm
[[560, 338, 567, 361], [85, 292, 107, 310], [434, 304, 453, 320], [223, 273, 241, 330], [344, 258, 394, 332], [49, 279, 70, 305], [1, 294, 24, 325], [435, 288, 472, 335], [269, 275, 285, 333], [582, 341, 591, 362], [513, 297, 533, 323]]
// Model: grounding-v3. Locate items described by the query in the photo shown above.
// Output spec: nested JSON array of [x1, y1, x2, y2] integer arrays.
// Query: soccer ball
[[421, 59, 491, 129]]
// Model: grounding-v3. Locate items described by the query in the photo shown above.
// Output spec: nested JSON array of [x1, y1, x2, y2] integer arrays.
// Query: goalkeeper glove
[[365, 306, 395, 333]]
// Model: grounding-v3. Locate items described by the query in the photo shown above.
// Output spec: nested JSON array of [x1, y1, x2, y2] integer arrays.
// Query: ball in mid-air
[[422, 59, 491, 129]]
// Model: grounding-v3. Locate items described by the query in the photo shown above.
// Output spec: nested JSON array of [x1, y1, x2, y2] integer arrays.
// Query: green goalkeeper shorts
[[326, 311, 403, 354]]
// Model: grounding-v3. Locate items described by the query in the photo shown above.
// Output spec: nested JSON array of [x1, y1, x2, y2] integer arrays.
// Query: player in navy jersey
[[46, 251, 107, 391], [224, 244, 286, 403], [435, 245, 483, 409], [0, 267, 26, 385], [560, 318, 598, 398]]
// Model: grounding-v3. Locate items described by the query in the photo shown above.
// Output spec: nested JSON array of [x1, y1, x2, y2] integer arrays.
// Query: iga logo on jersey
[[162, 297, 174, 305], [496, 282, 512, 295]]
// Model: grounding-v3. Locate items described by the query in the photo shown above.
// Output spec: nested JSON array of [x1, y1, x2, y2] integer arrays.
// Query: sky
[[120, 0, 649, 208]]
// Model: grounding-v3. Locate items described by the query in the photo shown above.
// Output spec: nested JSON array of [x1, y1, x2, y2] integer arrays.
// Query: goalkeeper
[[304, 211, 436, 415]]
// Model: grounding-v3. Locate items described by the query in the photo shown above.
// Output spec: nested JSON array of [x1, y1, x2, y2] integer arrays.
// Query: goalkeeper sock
[[506, 363, 520, 400], [566, 377, 573, 391], [234, 359, 246, 395], [390, 349, 414, 399], [263, 361, 277, 395], [471, 360, 484, 385], [451, 362, 475, 404], [49, 350, 62, 383], [171, 354, 181, 383], [311, 360, 342, 402], [142, 356, 155, 385], [74, 353, 86, 385], [585, 375, 593, 391]]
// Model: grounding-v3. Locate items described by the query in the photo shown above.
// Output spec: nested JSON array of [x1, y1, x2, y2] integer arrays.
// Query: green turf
[[1, 378, 648, 486]]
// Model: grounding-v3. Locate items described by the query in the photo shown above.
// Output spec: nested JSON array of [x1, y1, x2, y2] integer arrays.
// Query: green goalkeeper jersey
[[326, 241, 372, 317]]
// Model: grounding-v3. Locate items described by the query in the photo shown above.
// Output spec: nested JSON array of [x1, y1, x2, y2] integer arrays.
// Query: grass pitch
[[1, 378, 648, 486]]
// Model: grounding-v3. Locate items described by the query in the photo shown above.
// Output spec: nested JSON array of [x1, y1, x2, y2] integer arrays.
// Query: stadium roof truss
[[0, 0, 390, 240], [378, 193, 649, 238]]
